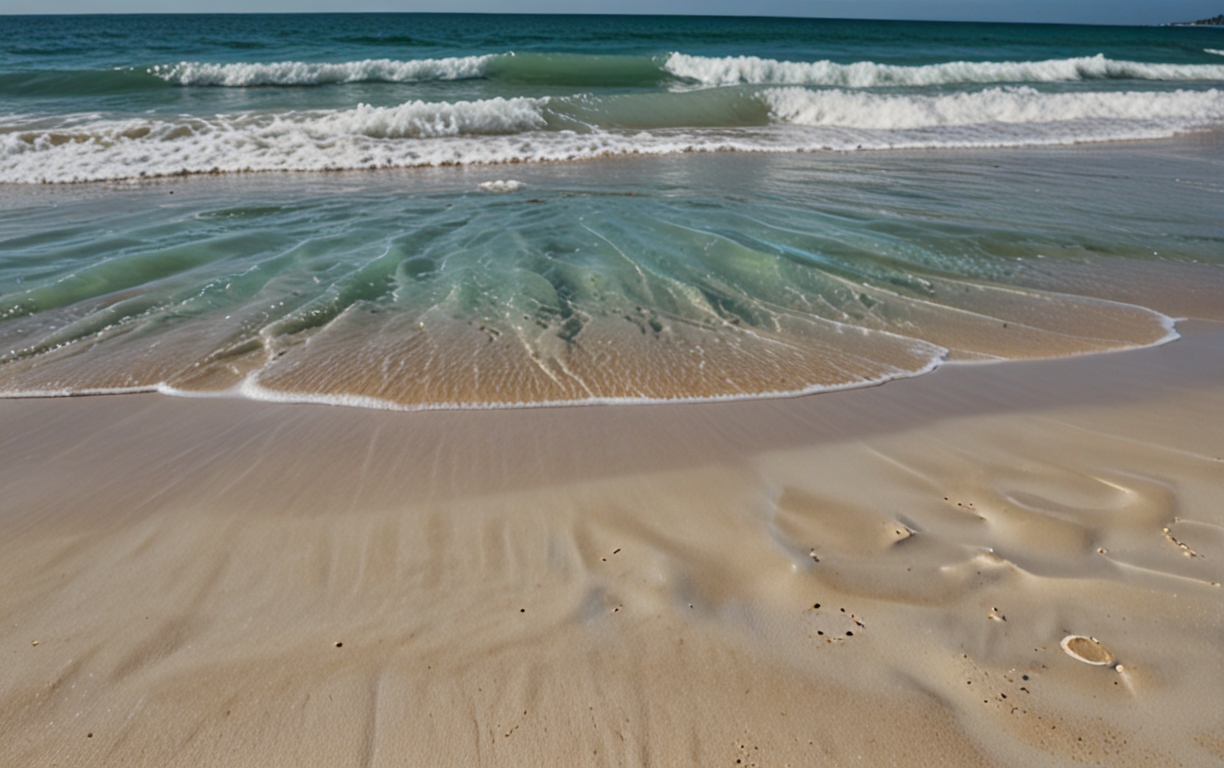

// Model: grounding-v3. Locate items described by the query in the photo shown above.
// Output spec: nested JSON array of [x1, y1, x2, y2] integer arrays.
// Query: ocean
[[1, 14, 1222, 407]]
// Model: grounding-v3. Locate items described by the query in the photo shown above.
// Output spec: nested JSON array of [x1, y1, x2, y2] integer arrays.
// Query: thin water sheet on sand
[[1, 322, 1222, 767]]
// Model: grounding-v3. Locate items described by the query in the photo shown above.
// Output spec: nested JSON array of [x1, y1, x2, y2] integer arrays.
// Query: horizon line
[[0, 10, 1188, 27]]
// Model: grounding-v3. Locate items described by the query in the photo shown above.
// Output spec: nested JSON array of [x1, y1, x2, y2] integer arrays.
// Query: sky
[[0, 0, 1220, 26]]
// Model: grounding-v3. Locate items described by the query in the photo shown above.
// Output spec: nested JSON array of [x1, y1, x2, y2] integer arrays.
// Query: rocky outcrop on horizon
[[1170, 13, 1224, 25]]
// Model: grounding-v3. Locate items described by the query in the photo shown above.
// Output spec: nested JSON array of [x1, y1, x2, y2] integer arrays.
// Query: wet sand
[[2, 322, 1223, 766]]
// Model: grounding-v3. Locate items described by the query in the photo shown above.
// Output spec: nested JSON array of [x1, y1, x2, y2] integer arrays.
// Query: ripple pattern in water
[[4, 143, 1220, 409]]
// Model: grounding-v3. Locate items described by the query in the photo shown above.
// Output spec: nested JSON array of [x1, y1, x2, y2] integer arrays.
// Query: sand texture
[[2, 323, 1224, 767]]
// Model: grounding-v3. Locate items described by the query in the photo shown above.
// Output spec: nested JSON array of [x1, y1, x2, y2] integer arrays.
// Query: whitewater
[[1, 4, 1222, 191], [4, 85, 1223, 183], [2, 37, 1221, 184]]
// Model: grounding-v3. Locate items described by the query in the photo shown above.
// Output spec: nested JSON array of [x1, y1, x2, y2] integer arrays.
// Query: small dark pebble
[[520, 609, 526, 613], [335, 642, 343, 648], [87, 733, 93, 738], [1022, 675, 1029, 681], [846, 631, 853, 637], [813, 603, 820, 609]]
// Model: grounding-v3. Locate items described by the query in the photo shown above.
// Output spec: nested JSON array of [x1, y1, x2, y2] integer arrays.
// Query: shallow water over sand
[[2, 139, 1222, 408]]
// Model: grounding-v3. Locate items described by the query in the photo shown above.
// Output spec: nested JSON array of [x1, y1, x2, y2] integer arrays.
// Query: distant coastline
[[1168, 13, 1224, 25]]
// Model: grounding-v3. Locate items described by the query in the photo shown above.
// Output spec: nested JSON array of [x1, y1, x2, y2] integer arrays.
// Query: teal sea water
[[1, 15, 1222, 407]]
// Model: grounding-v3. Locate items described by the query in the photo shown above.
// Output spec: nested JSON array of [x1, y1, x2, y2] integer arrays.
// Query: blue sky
[[0, 0, 1220, 26]]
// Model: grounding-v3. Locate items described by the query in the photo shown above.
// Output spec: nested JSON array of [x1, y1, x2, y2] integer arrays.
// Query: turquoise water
[[1, 15, 1222, 406]]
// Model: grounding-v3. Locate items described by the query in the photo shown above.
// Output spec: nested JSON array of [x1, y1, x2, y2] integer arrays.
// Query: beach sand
[[2, 322, 1223, 767]]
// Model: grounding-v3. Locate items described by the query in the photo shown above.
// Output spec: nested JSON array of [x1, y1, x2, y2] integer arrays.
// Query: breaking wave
[[663, 53, 1224, 87], [151, 55, 495, 86], [135, 52, 1224, 89], [4, 86, 1222, 183]]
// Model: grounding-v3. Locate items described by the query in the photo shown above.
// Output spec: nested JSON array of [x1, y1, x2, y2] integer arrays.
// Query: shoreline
[[3, 319, 1222, 505], [0, 290, 1186, 412]]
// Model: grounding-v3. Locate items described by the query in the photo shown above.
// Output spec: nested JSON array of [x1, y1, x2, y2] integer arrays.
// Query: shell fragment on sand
[[1060, 635, 1115, 666]]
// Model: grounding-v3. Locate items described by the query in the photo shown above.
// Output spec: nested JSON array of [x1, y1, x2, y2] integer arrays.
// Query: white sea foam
[[665, 52, 1224, 87], [763, 86, 1224, 130], [3, 88, 1222, 183], [1207, 49, 1224, 57], [151, 56, 495, 86], [298, 97, 547, 138], [0, 97, 549, 182], [478, 179, 524, 192]]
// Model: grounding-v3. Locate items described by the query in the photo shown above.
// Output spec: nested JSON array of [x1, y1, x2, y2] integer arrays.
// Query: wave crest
[[665, 53, 1224, 87], [143, 53, 1224, 89], [300, 96, 546, 138], [151, 56, 494, 86]]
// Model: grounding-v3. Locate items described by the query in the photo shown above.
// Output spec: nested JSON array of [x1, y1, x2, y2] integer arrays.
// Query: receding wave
[[3, 87, 1222, 183], [1207, 49, 1224, 57]]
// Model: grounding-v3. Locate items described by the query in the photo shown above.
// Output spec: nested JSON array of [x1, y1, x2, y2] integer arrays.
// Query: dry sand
[[2, 322, 1224, 767]]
